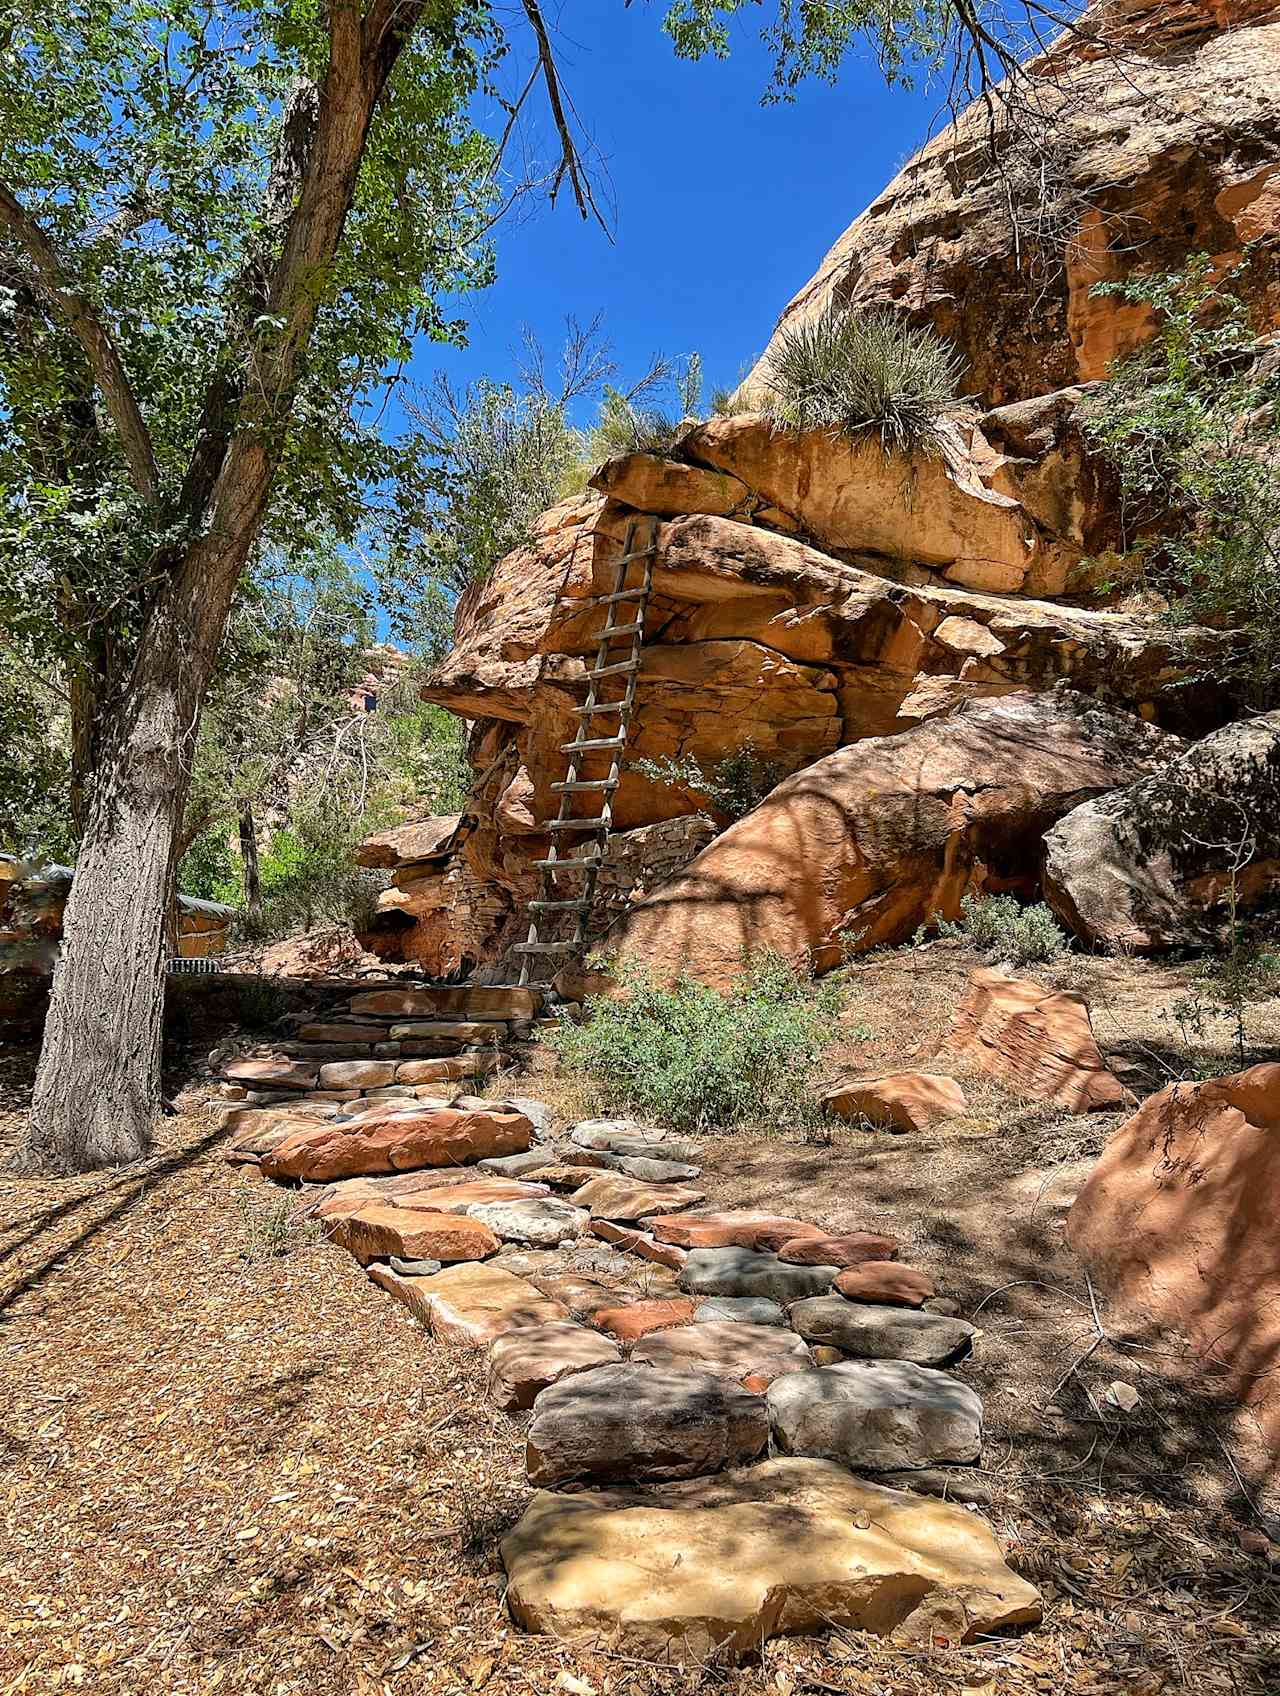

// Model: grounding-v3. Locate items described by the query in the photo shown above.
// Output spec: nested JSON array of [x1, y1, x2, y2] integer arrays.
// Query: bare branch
[[519, 0, 611, 236], [0, 181, 160, 504]]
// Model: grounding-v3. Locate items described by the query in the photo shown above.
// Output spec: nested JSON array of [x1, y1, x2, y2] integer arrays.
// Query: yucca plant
[[763, 307, 963, 455]]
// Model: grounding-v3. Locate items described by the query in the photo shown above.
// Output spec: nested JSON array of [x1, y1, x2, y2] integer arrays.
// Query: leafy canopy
[[0, 0, 496, 709], [660, 0, 964, 96]]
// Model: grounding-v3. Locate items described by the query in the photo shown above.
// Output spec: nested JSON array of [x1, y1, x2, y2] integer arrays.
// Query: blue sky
[[413, 7, 953, 419]]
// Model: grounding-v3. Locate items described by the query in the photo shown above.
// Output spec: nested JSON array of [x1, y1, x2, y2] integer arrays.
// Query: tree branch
[[0, 181, 161, 504], [519, 0, 610, 235]]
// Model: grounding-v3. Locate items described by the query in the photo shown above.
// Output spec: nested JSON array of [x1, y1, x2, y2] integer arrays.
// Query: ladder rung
[[571, 700, 625, 716], [561, 735, 626, 753], [548, 817, 609, 833], [513, 940, 579, 955], [528, 898, 592, 912], [551, 777, 618, 794], [599, 620, 644, 640], [534, 855, 603, 871], [593, 587, 648, 605], [585, 660, 639, 682]]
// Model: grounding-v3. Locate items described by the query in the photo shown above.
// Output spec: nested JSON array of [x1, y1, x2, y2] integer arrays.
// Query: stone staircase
[[224, 1099, 1044, 1663], [207, 981, 552, 1124]]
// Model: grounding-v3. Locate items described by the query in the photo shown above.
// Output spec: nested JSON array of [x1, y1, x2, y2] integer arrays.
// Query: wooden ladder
[[514, 520, 657, 987]]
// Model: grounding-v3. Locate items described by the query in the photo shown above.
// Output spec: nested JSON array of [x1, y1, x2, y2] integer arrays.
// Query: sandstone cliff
[[746, 0, 1280, 405], [390, 0, 1270, 982]]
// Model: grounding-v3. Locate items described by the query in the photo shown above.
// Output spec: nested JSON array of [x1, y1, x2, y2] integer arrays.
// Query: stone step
[[525, 1363, 767, 1488], [768, 1359, 983, 1472], [349, 985, 540, 1021], [787, 1297, 976, 1367], [500, 1460, 1041, 1662]]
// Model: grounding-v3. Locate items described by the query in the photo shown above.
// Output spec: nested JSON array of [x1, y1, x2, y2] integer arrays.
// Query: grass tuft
[[763, 306, 963, 455]]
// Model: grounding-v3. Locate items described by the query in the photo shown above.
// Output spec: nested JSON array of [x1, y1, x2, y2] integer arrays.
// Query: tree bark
[[19, 546, 244, 1171], [239, 802, 263, 920]]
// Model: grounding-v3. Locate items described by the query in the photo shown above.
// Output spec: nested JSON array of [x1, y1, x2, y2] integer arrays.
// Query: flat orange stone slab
[[590, 1219, 686, 1270], [647, 1213, 823, 1251], [777, 1232, 899, 1267], [570, 1176, 705, 1222], [369, 1262, 569, 1347], [222, 1058, 318, 1091], [392, 1179, 551, 1215], [329, 1204, 499, 1266], [594, 1297, 696, 1343], [834, 1262, 936, 1307], [260, 1107, 532, 1182]]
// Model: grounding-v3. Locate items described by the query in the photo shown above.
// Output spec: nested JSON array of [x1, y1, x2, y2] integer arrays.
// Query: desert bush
[[551, 953, 842, 1134], [763, 307, 963, 454], [239, 801, 386, 941], [933, 892, 1067, 966], [633, 741, 784, 823], [587, 354, 704, 462]]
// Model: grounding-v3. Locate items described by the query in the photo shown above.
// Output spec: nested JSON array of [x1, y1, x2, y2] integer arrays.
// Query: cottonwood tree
[[3, 0, 1086, 1174], [2, 0, 509, 1173]]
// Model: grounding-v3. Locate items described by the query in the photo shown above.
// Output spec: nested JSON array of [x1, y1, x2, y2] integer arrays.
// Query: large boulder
[[940, 967, 1133, 1112], [593, 692, 1179, 986], [501, 1459, 1041, 1661], [1044, 711, 1280, 952], [676, 414, 1083, 596], [1066, 1065, 1280, 1467], [745, 0, 1280, 408]]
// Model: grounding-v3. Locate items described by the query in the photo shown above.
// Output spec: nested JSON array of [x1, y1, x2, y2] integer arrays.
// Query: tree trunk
[[15, 2, 428, 1173], [19, 545, 247, 1172], [239, 802, 262, 920]]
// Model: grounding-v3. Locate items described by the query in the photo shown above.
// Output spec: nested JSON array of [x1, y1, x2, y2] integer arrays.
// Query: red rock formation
[[583, 694, 1180, 986], [746, 0, 1280, 405], [408, 0, 1266, 984], [940, 967, 1133, 1111], [1067, 1064, 1280, 1471], [422, 489, 1227, 970]]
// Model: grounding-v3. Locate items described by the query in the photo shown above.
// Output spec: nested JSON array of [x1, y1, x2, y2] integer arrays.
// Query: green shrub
[[588, 386, 684, 460], [180, 825, 242, 906], [551, 953, 843, 1134], [1082, 254, 1280, 709], [241, 801, 386, 941], [763, 307, 963, 454], [633, 742, 784, 822], [932, 892, 1067, 967]]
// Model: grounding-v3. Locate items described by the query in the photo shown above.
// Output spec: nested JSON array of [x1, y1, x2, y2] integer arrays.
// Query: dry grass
[[3, 949, 1280, 1696]]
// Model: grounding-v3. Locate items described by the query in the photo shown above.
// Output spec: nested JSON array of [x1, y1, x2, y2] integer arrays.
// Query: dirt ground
[[3, 945, 1280, 1695]]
